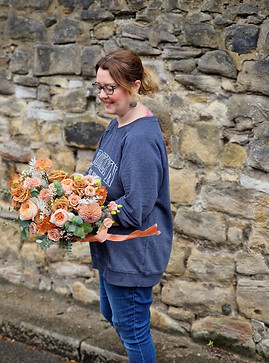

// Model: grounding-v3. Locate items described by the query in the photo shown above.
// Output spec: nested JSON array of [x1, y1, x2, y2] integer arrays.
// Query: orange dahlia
[[37, 216, 56, 234], [95, 186, 107, 205], [34, 157, 53, 173], [78, 203, 102, 223]]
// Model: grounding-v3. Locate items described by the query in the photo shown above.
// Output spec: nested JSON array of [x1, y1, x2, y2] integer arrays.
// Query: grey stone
[[9, 48, 31, 75], [63, 116, 107, 149], [214, 15, 234, 26], [229, 4, 258, 16], [58, 0, 75, 11], [225, 24, 259, 54], [175, 73, 222, 94], [174, 208, 226, 244], [119, 38, 161, 56], [168, 58, 196, 72], [198, 50, 237, 78], [37, 84, 51, 102], [81, 45, 102, 77], [163, 46, 202, 59], [52, 89, 87, 113], [78, 0, 94, 10], [235, 252, 269, 276], [13, 75, 39, 87], [51, 19, 82, 44], [0, 74, 14, 95], [200, 185, 259, 219], [81, 10, 114, 21], [119, 22, 150, 40], [34, 44, 81, 76], [10, 0, 52, 9], [0, 142, 32, 162], [6, 15, 45, 41], [0, 96, 27, 117], [248, 134, 269, 173], [237, 278, 269, 325], [237, 58, 269, 96], [184, 23, 219, 48], [44, 16, 57, 28], [256, 339, 269, 360], [150, 18, 178, 47], [257, 18, 269, 56]]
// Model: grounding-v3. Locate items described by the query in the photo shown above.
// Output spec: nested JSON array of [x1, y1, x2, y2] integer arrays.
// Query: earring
[[129, 100, 137, 108]]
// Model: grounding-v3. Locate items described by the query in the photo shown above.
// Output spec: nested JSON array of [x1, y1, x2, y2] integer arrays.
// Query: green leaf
[[20, 229, 28, 240], [53, 180, 63, 197], [74, 215, 83, 225], [66, 223, 76, 233], [19, 219, 31, 228], [81, 223, 93, 234], [74, 227, 85, 239]]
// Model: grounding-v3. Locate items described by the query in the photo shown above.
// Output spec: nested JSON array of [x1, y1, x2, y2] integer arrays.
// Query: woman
[[85, 49, 173, 363]]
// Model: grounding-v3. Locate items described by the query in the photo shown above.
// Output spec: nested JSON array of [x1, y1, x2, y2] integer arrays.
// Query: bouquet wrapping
[[9, 157, 160, 253]]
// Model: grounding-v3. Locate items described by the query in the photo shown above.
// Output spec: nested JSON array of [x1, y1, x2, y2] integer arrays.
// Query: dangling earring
[[129, 100, 137, 108]]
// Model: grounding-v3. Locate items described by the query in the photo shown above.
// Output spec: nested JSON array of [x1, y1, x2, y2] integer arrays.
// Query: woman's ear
[[132, 80, 141, 94]]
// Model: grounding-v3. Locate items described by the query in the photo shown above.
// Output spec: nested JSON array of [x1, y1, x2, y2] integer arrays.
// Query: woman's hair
[[95, 49, 159, 98]]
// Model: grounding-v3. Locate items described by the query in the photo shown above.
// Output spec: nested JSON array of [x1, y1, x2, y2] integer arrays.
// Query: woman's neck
[[117, 103, 147, 128]]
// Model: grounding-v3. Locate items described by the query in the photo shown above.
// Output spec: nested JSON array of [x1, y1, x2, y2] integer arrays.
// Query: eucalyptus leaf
[[74, 227, 85, 239]]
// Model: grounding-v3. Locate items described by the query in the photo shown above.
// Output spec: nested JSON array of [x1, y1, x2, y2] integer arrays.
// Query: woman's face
[[95, 67, 130, 117]]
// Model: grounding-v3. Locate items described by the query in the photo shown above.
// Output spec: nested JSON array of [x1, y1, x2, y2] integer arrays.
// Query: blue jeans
[[99, 272, 156, 363]]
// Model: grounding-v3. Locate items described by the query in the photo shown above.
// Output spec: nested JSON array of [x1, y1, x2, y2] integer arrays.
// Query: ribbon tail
[[78, 224, 161, 243]]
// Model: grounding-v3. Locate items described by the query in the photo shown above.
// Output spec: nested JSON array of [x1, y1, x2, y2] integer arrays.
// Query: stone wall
[[0, 0, 269, 360]]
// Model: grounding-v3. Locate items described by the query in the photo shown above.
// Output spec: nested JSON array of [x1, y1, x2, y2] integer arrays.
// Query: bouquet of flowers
[[9, 157, 121, 253]]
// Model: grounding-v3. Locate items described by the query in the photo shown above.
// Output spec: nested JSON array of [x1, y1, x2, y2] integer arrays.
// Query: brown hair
[[95, 49, 159, 98]]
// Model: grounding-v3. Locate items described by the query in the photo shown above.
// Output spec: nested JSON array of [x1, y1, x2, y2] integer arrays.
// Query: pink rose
[[50, 208, 71, 227], [48, 228, 61, 242], [84, 175, 96, 185], [38, 188, 50, 201], [20, 199, 38, 220], [30, 177, 41, 188], [61, 178, 73, 194], [68, 194, 81, 208], [29, 222, 38, 234], [103, 217, 113, 228], [23, 177, 32, 189], [84, 185, 96, 197], [108, 201, 118, 211]]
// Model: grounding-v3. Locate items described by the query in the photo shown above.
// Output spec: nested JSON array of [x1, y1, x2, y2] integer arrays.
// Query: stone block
[[235, 252, 269, 275], [0, 96, 27, 117], [237, 277, 269, 325], [34, 44, 81, 76], [52, 89, 87, 113], [197, 50, 237, 78], [248, 226, 269, 254], [81, 45, 102, 77], [6, 15, 45, 41], [49, 262, 93, 278], [10, 0, 52, 9], [191, 316, 255, 355], [237, 59, 269, 96], [52, 19, 82, 44], [0, 218, 21, 261], [63, 116, 107, 149], [225, 24, 259, 54], [165, 237, 190, 276], [186, 248, 235, 283], [174, 207, 226, 244], [162, 279, 236, 315], [219, 143, 247, 168], [169, 167, 197, 205], [179, 123, 222, 166], [184, 23, 219, 48], [72, 281, 99, 305]]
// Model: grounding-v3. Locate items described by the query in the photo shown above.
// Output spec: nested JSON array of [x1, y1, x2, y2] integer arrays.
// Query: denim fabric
[[99, 272, 156, 363]]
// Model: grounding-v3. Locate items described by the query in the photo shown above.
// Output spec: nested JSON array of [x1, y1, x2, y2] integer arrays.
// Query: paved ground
[[0, 277, 265, 363]]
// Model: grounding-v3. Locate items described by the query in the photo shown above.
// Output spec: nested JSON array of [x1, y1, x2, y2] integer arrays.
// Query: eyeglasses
[[92, 82, 117, 95]]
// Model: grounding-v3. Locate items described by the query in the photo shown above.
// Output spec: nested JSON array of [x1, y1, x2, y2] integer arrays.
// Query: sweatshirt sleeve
[[114, 131, 164, 228]]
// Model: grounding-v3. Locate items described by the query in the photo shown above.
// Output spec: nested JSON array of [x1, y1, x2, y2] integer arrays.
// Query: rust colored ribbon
[[78, 224, 161, 243]]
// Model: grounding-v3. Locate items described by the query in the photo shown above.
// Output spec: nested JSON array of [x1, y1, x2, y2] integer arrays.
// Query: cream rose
[[20, 199, 38, 221], [50, 208, 72, 227], [61, 178, 73, 194]]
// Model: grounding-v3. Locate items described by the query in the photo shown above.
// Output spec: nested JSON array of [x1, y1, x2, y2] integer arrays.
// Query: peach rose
[[34, 157, 53, 173], [38, 188, 50, 201], [50, 209, 72, 227], [48, 228, 61, 242], [51, 196, 69, 212], [61, 178, 73, 194], [20, 198, 38, 221], [68, 194, 81, 208]]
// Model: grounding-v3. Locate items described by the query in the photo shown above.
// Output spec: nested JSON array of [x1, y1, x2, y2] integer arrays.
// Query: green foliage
[[19, 219, 31, 239], [53, 180, 63, 197]]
